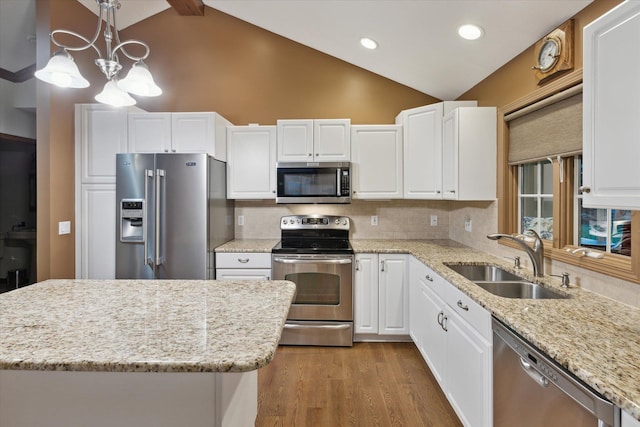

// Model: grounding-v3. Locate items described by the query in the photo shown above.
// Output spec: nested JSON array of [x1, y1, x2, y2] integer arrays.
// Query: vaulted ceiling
[[1, 0, 593, 99]]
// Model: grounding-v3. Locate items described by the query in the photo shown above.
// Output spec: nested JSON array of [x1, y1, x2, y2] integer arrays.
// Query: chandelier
[[35, 0, 162, 107]]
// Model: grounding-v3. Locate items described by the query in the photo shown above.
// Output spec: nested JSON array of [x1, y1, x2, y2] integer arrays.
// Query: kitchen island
[[0, 279, 296, 427]]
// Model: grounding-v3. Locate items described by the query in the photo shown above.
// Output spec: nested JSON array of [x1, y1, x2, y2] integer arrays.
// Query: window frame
[[497, 69, 640, 284]]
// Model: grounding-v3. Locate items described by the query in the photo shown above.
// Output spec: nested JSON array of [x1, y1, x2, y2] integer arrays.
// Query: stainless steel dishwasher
[[492, 318, 620, 427]]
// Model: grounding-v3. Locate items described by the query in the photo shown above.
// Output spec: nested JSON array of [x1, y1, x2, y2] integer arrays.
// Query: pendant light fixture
[[35, 0, 162, 107]]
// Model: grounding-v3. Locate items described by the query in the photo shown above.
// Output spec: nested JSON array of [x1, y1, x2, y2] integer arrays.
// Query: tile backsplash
[[234, 199, 640, 308]]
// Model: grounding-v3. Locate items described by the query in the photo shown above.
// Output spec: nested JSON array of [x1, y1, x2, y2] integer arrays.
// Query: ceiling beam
[[166, 0, 205, 16]]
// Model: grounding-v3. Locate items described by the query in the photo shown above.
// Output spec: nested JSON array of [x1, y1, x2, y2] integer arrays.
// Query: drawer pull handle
[[237, 258, 250, 263], [457, 300, 469, 311], [425, 275, 433, 282]]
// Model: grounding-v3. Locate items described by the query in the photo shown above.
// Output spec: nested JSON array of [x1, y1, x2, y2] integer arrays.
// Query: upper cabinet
[[583, 1, 640, 209], [396, 101, 476, 199], [442, 107, 497, 201], [351, 124, 403, 199], [227, 125, 277, 199], [128, 112, 232, 160], [277, 119, 350, 162]]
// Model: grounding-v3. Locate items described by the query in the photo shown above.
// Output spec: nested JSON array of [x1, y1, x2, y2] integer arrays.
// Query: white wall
[[0, 79, 36, 139]]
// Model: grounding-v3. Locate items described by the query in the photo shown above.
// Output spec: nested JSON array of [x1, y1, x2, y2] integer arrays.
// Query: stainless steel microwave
[[276, 162, 351, 204]]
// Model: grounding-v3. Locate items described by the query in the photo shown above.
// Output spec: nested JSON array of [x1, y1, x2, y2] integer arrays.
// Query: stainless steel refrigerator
[[115, 153, 234, 279]]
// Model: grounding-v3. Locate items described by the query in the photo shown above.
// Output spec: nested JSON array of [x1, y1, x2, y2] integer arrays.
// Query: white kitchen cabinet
[[442, 107, 497, 201], [351, 125, 403, 199], [409, 257, 447, 385], [215, 252, 271, 280], [74, 104, 140, 280], [622, 410, 640, 427], [583, 1, 640, 209], [354, 253, 379, 335], [128, 112, 172, 153], [408, 256, 492, 427], [226, 125, 277, 199], [128, 112, 232, 160], [396, 101, 476, 199], [277, 119, 350, 162], [354, 253, 409, 339], [443, 282, 492, 427]]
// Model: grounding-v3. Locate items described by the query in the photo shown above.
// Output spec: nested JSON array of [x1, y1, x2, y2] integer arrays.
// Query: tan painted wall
[[37, 1, 437, 280], [458, 0, 623, 106]]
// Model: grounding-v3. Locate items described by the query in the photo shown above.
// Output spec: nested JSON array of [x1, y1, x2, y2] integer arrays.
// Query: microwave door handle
[[336, 168, 341, 196]]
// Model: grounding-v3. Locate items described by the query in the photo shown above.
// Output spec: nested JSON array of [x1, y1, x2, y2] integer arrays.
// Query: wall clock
[[533, 20, 574, 84]]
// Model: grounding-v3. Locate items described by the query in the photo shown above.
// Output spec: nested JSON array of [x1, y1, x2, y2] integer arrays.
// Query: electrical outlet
[[371, 215, 378, 226], [58, 221, 71, 235], [430, 215, 438, 226], [238, 215, 244, 226], [464, 219, 472, 232]]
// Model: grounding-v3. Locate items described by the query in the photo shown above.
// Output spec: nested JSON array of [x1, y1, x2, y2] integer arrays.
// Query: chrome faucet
[[487, 229, 544, 277]]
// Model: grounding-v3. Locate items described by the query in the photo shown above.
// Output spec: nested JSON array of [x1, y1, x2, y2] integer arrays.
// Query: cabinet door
[[583, 1, 640, 209], [354, 254, 379, 334], [400, 104, 444, 199], [128, 113, 172, 153], [215, 269, 271, 280], [277, 119, 314, 162], [443, 107, 497, 201], [378, 254, 409, 335], [445, 307, 492, 427], [75, 104, 128, 184], [169, 112, 215, 155], [622, 410, 640, 427], [77, 184, 116, 279], [351, 125, 403, 199], [442, 111, 458, 200], [314, 119, 350, 161], [419, 274, 447, 388], [227, 126, 276, 199]]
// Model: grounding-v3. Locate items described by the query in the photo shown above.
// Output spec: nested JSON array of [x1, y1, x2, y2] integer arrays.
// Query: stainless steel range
[[272, 214, 353, 347]]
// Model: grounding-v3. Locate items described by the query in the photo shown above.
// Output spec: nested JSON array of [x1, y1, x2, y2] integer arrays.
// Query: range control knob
[[342, 219, 348, 225], [289, 219, 295, 224], [282, 219, 287, 225], [335, 219, 340, 224]]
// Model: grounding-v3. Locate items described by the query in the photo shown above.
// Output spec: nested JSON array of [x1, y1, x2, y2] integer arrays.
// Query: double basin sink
[[446, 264, 570, 300]]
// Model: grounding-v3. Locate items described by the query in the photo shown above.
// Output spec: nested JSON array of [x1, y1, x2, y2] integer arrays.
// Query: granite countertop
[[215, 239, 279, 253], [0, 279, 296, 373], [351, 239, 640, 420]]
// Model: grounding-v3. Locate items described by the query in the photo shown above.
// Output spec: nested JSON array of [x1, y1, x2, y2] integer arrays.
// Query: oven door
[[272, 254, 353, 321]]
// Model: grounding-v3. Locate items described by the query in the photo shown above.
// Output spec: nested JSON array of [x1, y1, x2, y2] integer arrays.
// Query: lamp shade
[[34, 50, 90, 88], [95, 80, 136, 107], [117, 61, 162, 97]]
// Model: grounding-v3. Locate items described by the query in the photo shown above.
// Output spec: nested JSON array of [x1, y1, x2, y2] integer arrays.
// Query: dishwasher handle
[[520, 357, 550, 388]]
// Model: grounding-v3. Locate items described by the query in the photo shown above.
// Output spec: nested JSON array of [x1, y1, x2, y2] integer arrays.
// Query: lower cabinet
[[354, 253, 409, 339], [409, 256, 492, 427], [215, 252, 271, 280]]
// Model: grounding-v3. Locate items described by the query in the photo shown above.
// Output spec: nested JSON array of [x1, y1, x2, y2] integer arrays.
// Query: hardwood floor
[[256, 342, 462, 427]]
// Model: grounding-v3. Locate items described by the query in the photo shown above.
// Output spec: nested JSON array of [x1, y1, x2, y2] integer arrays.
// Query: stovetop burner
[[272, 214, 353, 254]]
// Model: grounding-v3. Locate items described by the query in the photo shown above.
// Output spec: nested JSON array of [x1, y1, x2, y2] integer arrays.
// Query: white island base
[[0, 369, 257, 427]]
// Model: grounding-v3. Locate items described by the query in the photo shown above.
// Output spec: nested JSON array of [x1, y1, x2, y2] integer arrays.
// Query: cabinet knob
[[171, 149, 176, 153], [308, 153, 312, 157], [579, 186, 591, 194], [164, 149, 169, 152]]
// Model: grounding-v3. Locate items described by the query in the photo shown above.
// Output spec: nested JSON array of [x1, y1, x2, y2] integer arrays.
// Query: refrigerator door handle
[[155, 169, 166, 267], [144, 169, 154, 267]]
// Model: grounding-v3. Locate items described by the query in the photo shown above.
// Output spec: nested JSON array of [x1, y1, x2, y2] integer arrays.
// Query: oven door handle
[[273, 257, 352, 265], [284, 323, 352, 330]]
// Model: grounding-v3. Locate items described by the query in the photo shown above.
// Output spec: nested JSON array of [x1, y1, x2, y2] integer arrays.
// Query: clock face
[[538, 38, 560, 71]]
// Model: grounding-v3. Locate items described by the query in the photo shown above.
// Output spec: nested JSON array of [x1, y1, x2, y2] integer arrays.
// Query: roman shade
[[506, 84, 582, 165]]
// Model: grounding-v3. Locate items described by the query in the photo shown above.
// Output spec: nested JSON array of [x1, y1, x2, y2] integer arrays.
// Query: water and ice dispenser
[[120, 199, 145, 242]]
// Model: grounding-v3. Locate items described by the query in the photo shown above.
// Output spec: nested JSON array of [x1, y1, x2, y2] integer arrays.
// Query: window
[[575, 156, 632, 256], [519, 161, 554, 240], [498, 73, 639, 283]]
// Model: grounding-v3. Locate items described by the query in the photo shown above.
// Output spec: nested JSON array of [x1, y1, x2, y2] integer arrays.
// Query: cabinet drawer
[[216, 269, 271, 280], [216, 252, 271, 269], [445, 284, 491, 341]]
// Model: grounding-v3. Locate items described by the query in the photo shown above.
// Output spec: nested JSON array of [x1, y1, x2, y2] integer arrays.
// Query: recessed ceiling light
[[458, 24, 484, 40], [360, 37, 379, 50]]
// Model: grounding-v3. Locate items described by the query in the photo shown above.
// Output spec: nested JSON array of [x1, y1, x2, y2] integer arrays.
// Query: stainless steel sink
[[446, 264, 523, 282], [446, 264, 570, 300], [474, 281, 569, 299]]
